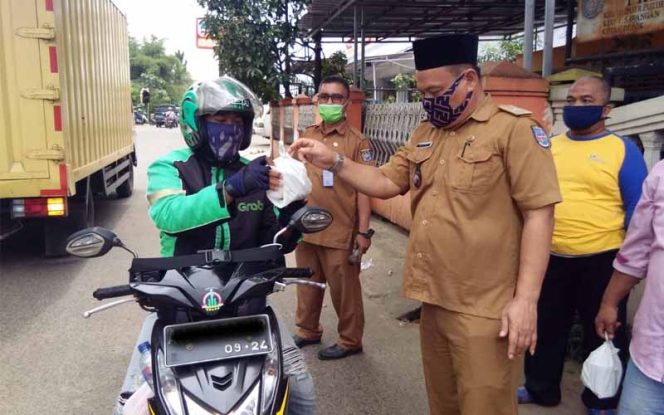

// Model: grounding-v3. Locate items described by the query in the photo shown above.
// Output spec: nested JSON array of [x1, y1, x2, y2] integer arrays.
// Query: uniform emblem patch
[[531, 126, 551, 148], [361, 149, 374, 162]]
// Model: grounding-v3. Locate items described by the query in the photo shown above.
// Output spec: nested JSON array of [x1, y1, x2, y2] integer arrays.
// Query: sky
[[112, 0, 219, 81]]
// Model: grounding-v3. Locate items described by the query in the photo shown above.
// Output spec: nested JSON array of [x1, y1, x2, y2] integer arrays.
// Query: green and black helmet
[[179, 76, 262, 152]]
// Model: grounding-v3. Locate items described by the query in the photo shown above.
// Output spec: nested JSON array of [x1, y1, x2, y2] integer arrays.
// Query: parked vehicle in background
[[253, 115, 265, 137], [262, 104, 272, 139], [0, 0, 135, 255], [134, 111, 148, 125], [152, 105, 177, 128]]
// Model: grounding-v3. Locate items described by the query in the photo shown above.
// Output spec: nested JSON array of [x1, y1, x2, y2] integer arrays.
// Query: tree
[[321, 51, 351, 82], [478, 39, 524, 63], [198, 0, 311, 102], [129, 36, 192, 108]]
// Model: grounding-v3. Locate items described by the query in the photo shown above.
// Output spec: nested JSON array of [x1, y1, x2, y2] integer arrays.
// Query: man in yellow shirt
[[519, 77, 648, 415]]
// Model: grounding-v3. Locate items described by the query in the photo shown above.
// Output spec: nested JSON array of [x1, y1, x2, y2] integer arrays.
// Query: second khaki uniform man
[[293, 75, 375, 360], [289, 34, 561, 414]]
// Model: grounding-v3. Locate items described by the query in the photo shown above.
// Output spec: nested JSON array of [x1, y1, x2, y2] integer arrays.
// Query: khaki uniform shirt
[[380, 95, 561, 319], [302, 121, 375, 250]]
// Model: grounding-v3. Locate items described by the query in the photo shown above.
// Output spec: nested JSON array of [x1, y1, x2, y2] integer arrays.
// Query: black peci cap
[[413, 34, 479, 70]]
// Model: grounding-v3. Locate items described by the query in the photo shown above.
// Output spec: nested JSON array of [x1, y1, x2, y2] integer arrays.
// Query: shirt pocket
[[450, 146, 501, 193]]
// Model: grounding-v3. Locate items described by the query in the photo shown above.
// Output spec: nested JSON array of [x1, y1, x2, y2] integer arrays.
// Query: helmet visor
[[196, 76, 262, 118]]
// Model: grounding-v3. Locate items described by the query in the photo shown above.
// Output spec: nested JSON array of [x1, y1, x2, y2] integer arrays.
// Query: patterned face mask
[[422, 72, 474, 128], [206, 121, 244, 163]]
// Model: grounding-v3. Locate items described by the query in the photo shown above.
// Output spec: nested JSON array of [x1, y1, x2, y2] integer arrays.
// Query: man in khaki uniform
[[293, 75, 376, 360], [289, 34, 561, 414]]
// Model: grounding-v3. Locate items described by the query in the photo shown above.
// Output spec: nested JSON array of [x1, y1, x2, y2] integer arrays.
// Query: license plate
[[164, 315, 273, 368]]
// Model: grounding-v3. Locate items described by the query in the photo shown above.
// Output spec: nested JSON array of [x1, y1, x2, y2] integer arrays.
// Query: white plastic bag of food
[[267, 140, 311, 208], [122, 382, 154, 415], [581, 335, 623, 399]]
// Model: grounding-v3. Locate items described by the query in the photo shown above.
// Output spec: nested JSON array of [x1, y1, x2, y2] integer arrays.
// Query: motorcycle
[[68, 207, 333, 415], [164, 113, 178, 129]]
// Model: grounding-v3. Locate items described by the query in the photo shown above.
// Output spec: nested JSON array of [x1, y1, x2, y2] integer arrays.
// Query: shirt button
[[417, 253, 423, 259], [432, 190, 438, 196], [450, 131, 456, 136], [422, 219, 428, 226], [439, 159, 445, 165]]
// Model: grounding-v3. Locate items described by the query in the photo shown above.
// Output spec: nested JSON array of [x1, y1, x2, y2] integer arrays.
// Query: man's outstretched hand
[[289, 139, 336, 170]]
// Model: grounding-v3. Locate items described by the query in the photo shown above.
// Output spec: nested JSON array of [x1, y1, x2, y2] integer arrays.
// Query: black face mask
[[422, 72, 473, 128], [563, 105, 605, 131]]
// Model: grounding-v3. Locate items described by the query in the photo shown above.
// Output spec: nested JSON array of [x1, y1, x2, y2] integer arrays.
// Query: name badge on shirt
[[323, 170, 334, 187]]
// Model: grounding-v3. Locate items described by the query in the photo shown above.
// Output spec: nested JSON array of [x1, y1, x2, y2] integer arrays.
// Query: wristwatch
[[328, 153, 345, 174], [358, 229, 375, 239]]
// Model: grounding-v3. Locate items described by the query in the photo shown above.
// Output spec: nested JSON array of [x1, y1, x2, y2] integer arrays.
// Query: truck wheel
[[44, 179, 94, 256], [116, 164, 134, 198]]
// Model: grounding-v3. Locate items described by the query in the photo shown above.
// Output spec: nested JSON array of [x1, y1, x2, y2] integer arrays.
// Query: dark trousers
[[524, 251, 629, 410]]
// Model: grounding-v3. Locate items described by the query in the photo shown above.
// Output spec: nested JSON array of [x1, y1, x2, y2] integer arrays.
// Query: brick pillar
[[269, 100, 281, 159], [294, 95, 311, 139], [480, 61, 552, 132], [280, 98, 294, 145], [347, 87, 366, 131], [312, 93, 322, 125]]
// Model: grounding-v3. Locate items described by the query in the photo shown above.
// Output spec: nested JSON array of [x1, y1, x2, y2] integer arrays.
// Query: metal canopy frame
[[300, 0, 568, 41]]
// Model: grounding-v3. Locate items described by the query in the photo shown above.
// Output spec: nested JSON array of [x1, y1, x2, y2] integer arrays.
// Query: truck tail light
[[11, 197, 67, 218]]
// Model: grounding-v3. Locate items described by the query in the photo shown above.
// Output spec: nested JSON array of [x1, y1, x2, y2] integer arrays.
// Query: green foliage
[[129, 36, 192, 107], [478, 39, 524, 63], [392, 73, 416, 90], [198, 0, 310, 102], [321, 51, 351, 82], [390, 73, 421, 102]]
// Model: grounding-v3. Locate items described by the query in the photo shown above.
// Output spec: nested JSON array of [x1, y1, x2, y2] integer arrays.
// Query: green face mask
[[319, 104, 344, 124]]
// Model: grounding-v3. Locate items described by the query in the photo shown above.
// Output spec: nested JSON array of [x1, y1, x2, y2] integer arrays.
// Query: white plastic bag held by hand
[[581, 335, 623, 399], [267, 141, 311, 208], [122, 382, 154, 415]]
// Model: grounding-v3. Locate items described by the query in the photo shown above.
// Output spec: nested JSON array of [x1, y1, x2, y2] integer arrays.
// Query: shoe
[[293, 335, 321, 348], [317, 344, 363, 360], [517, 386, 536, 404], [587, 409, 617, 415]]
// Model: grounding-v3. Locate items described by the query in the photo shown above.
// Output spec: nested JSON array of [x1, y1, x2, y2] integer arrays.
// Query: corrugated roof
[[300, 0, 569, 40]]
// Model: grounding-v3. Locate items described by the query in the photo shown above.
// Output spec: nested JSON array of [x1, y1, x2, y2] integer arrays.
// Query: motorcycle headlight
[[229, 382, 259, 415], [156, 349, 185, 415], [184, 394, 222, 415]]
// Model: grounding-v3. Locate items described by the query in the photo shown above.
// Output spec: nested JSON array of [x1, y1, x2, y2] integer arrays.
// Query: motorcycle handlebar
[[93, 284, 134, 300], [281, 268, 313, 279]]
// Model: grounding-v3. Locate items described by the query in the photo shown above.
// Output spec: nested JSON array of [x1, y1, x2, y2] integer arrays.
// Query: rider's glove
[[277, 199, 306, 227], [224, 156, 270, 198]]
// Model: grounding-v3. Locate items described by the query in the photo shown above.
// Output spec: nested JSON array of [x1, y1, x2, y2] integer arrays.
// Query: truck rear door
[[0, 0, 63, 197]]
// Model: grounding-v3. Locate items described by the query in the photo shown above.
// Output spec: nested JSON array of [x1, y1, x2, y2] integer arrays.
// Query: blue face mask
[[205, 121, 244, 162], [422, 72, 474, 128], [563, 105, 605, 131]]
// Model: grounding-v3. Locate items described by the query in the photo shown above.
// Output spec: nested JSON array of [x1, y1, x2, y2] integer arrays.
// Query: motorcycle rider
[[164, 107, 177, 128], [114, 76, 315, 415]]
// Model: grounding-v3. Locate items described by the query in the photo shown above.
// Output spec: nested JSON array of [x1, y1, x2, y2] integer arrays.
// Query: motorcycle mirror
[[289, 207, 333, 234], [65, 227, 121, 258]]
